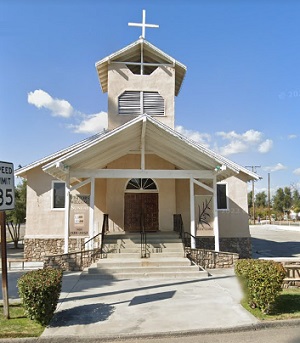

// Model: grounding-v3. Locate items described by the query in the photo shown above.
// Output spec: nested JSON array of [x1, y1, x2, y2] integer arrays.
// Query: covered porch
[[42, 114, 252, 254]]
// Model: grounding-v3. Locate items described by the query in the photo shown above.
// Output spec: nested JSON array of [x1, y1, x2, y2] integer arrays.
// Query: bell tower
[[95, 10, 186, 130]]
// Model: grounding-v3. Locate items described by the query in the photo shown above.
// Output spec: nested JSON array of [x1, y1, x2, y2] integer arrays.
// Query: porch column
[[64, 173, 70, 254], [189, 178, 196, 249], [89, 177, 95, 249], [213, 176, 220, 251]]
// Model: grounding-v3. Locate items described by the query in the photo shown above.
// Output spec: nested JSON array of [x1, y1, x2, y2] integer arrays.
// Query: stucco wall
[[107, 63, 175, 130], [218, 176, 250, 238], [175, 176, 250, 238], [25, 167, 107, 239], [26, 167, 65, 238]]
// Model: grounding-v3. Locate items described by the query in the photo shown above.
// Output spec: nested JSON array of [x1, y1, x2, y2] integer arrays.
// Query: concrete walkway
[[0, 268, 258, 338], [2, 224, 299, 339], [40, 269, 258, 339]]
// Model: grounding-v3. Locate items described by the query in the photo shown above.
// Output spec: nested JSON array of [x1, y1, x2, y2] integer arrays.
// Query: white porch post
[[213, 176, 220, 251], [189, 178, 196, 249], [89, 177, 95, 249], [64, 173, 70, 254]]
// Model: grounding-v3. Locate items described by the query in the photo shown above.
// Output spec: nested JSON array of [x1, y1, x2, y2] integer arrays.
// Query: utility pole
[[245, 165, 261, 224]]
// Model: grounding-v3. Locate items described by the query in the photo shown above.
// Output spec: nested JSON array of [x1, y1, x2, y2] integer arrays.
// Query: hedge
[[17, 268, 63, 326], [235, 259, 286, 314]]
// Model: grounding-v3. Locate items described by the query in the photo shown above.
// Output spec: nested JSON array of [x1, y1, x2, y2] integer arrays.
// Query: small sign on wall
[[195, 195, 214, 237], [70, 194, 90, 236]]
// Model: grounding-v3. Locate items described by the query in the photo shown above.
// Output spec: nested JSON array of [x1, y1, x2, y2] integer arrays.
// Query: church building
[[16, 11, 259, 261]]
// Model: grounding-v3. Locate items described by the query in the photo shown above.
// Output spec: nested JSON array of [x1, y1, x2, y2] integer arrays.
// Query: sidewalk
[[0, 267, 258, 338], [41, 268, 258, 339], [1, 226, 299, 341]]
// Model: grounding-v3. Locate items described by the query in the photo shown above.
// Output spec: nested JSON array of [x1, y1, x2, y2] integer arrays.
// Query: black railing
[[140, 213, 150, 258], [83, 214, 109, 255], [173, 214, 205, 268], [173, 214, 184, 238]]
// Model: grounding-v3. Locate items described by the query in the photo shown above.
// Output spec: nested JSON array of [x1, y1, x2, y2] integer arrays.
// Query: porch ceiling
[[43, 115, 246, 182]]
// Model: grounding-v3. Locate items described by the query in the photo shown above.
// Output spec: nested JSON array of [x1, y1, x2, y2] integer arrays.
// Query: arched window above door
[[126, 178, 157, 190]]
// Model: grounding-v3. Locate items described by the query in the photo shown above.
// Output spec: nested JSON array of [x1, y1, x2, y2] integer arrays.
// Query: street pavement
[[250, 224, 300, 258], [0, 224, 299, 342]]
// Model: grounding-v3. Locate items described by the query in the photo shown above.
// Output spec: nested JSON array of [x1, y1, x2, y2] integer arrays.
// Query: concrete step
[[103, 247, 183, 254], [96, 257, 193, 268], [89, 265, 201, 274], [84, 270, 208, 279], [87, 231, 207, 279]]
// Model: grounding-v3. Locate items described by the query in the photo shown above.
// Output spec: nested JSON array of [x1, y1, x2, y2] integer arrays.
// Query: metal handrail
[[140, 213, 149, 258], [83, 214, 109, 251], [173, 214, 184, 238]]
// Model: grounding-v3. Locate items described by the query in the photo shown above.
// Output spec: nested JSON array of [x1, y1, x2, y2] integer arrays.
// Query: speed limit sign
[[0, 161, 15, 211]]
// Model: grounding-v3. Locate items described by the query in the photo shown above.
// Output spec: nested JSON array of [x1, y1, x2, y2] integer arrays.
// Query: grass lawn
[[0, 303, 44, 338], [242, 288, 300, 321]]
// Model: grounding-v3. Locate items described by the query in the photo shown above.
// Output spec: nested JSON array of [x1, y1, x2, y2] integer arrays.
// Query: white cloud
[[293, 168, 300, 176], [288, 134, 297, 139], [258, 139, 273, 153], [175, 126, 211, 147], [216, 129, 272, 156], [218, 140, 248, 156], [28, 89, 108, 134], [28, 89, 74, 118], [264, 163, 287, 172], [71, 112, 108, 134], [174, 126, 273, 157], [216, 129, 262, 144]]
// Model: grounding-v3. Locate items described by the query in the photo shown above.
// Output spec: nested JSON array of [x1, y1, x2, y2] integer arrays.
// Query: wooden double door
[[124, 193, 159, 232]]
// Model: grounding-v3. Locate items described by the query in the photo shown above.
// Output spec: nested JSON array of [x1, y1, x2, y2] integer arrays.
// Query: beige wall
[[107, 63, 175, 130], [175, 176, 250, 238], [218, 176, 250, 238], [25, 167, 107, 239], [26, 167, 65, 238]]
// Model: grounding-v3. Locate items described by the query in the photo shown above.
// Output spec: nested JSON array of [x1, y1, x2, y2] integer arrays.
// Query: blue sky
[[1, 0, 300, 195]]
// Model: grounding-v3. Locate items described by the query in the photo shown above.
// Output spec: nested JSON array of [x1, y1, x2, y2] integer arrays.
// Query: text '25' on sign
[[0, 161, 15, 211]]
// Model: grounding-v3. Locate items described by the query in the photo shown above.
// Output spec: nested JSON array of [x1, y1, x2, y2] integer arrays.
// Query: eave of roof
[[41, 114, 260, 183], [14, 131, 107, 178], [95, 38, 187, 96]]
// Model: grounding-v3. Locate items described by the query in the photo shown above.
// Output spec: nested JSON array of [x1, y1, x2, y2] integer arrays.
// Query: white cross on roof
[[128, 9, 159, 39]]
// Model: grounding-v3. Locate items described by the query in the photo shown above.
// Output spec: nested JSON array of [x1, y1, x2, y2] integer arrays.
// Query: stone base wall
[[44, 249, 103, 271], [195, 237, 251, 259], [24, 238, 85, 261], [185, 248, 239, 269]]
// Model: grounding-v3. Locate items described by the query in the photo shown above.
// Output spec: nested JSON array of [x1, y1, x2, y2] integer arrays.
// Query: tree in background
[[248, 190, 253, 215], [255, 191, 267, 208], [292, 188, 300, 213], [283, 186, 292, 211], [6, 179, 27, 248], [254, 191, 268, 220], [248, 185, 300, 221], [272, 188, 285, 214]]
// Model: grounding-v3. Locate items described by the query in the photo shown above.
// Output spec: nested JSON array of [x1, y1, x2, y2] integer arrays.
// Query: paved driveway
[[250, 224, 300, 258]]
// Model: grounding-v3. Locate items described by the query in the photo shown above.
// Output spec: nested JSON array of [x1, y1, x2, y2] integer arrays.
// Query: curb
[[1, 319, 300, 343]]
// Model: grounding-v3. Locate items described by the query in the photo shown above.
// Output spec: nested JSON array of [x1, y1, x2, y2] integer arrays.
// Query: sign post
[[0, 161, 15, 319]]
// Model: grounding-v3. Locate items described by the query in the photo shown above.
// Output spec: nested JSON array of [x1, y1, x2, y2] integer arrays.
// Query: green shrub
[[17, 268, 63, 326], [235, 259, 286, 314]]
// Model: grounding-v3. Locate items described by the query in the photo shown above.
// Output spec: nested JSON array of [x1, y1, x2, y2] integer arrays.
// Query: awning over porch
[[41, 114, 260, 183]]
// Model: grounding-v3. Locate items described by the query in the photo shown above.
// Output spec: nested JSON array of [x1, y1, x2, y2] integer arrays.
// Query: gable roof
[[20, 114, 260, 183], [95, 38, 187, 96], [15, 131, 107, 178]]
